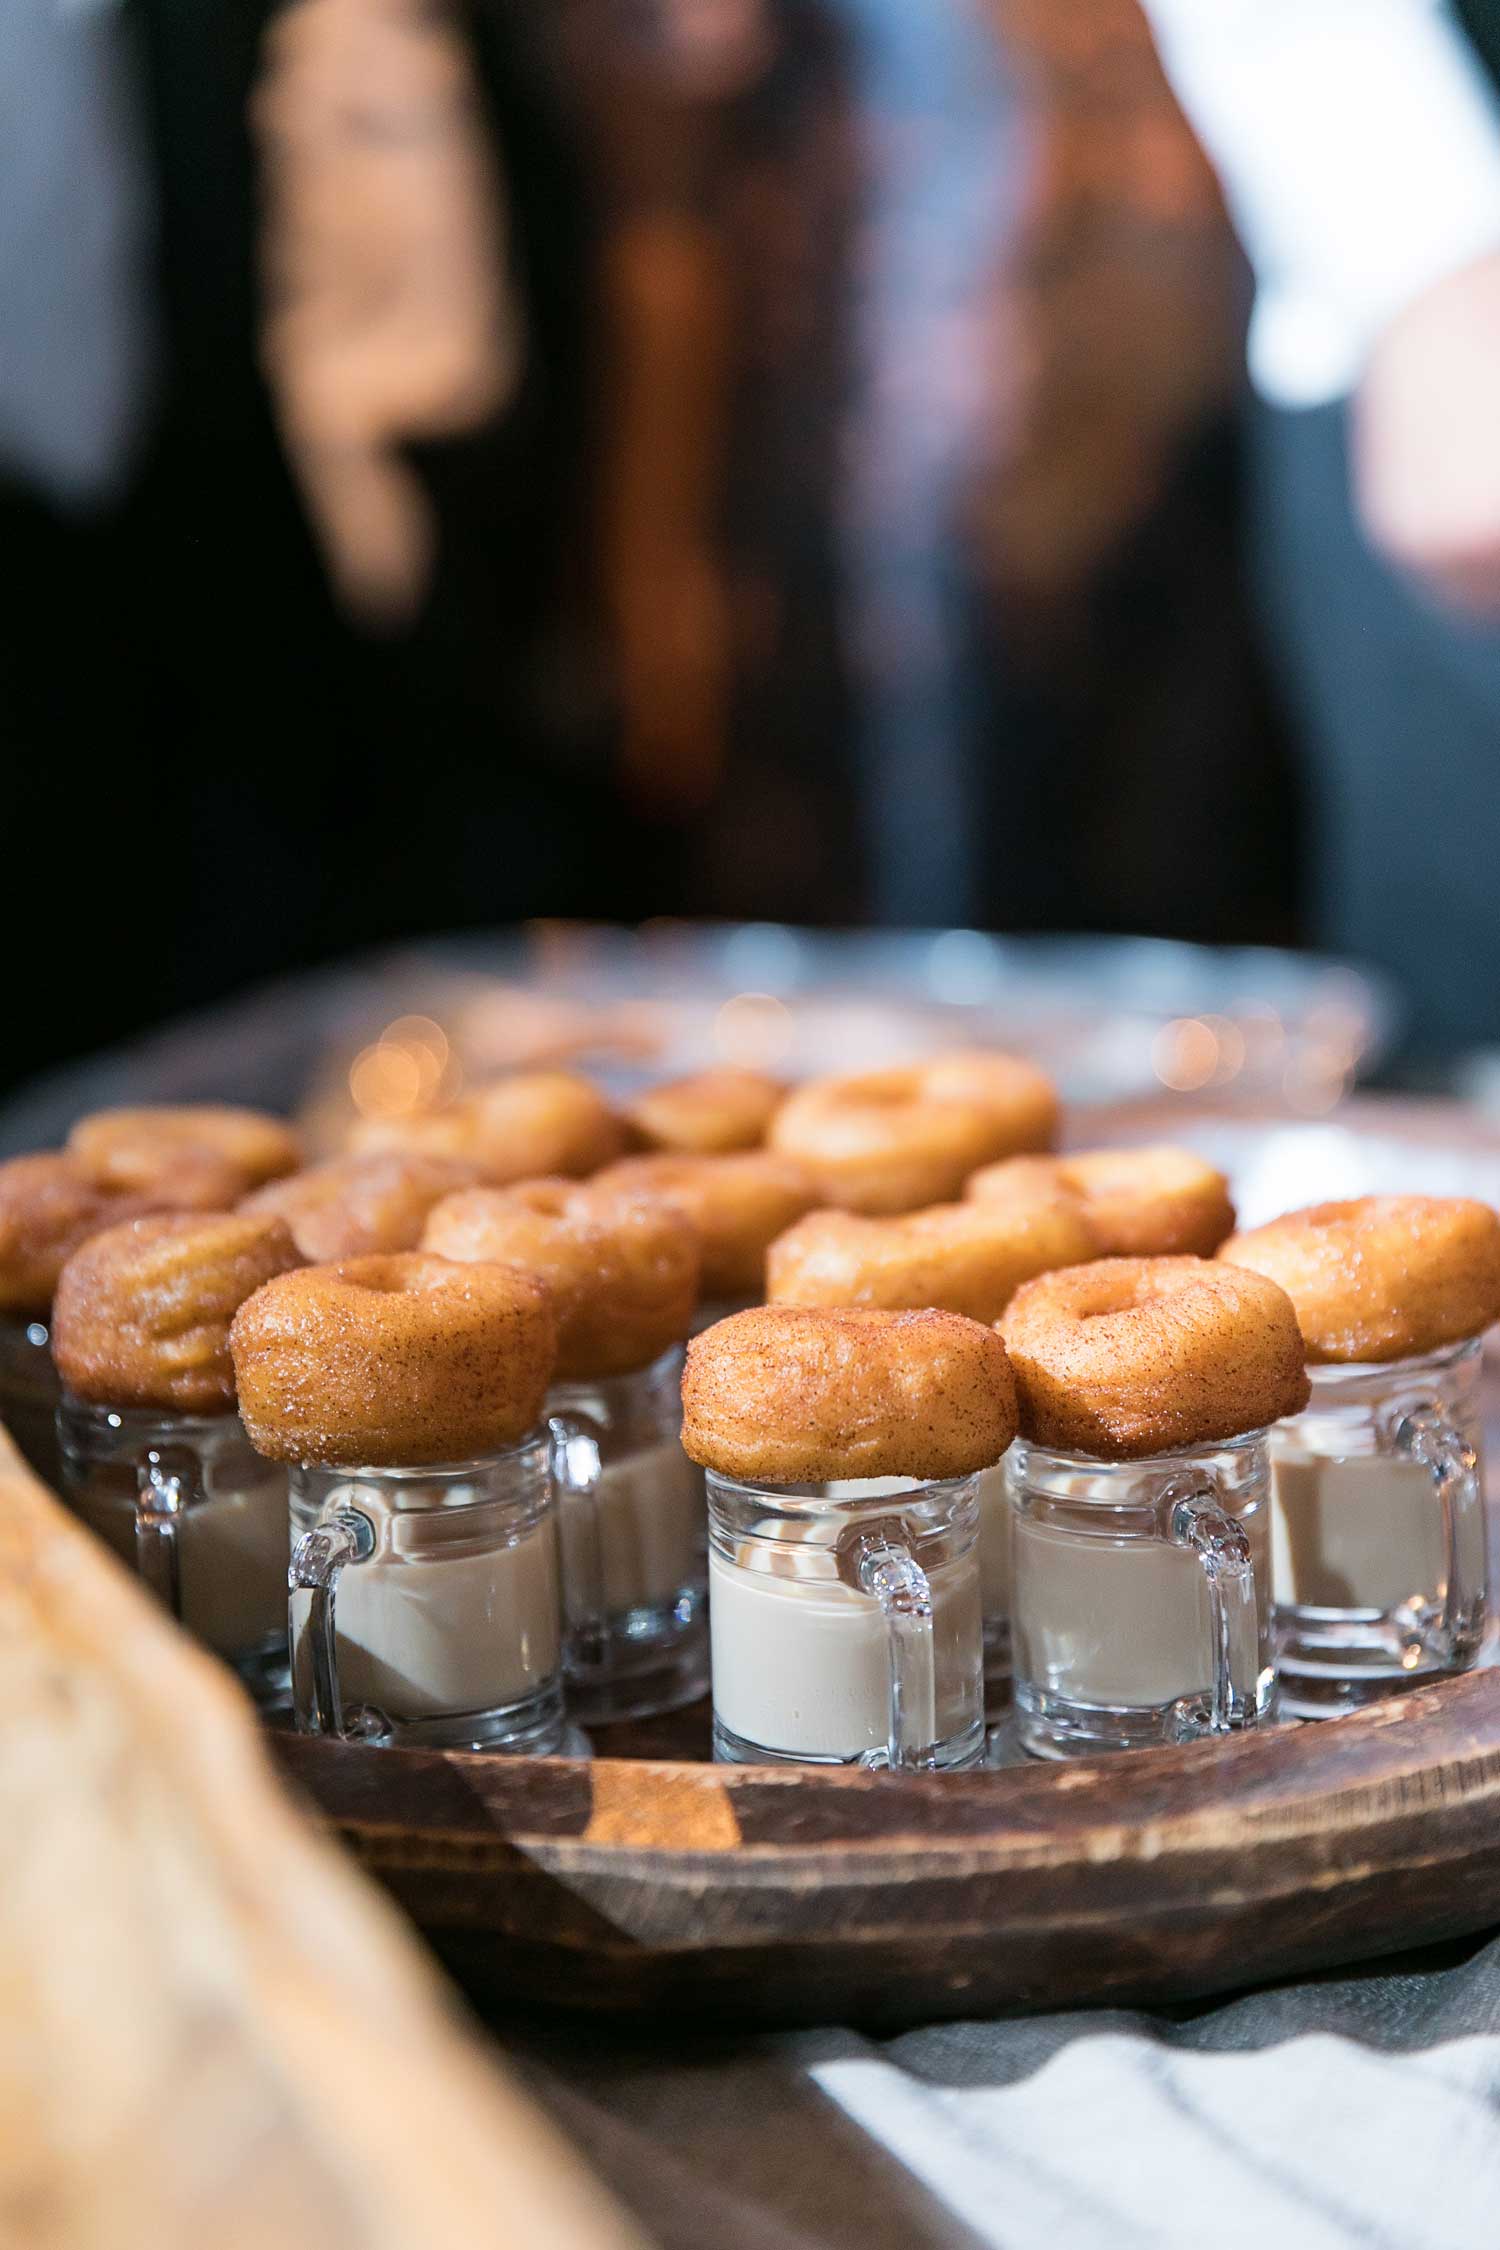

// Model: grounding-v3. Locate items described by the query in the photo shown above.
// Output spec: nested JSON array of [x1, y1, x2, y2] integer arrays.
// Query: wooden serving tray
[[273, 1668, 1500, 2028]]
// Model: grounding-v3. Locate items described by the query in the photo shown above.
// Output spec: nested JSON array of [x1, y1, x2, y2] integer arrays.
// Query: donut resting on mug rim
[[766, 1194, 1099, 1324], [68, 1105, 302, 1200], [681, 1303, 1018, 1482], [999, 1255, 1310, 1460], [626, 1068, 786, 1156], [968, 1144, 1235, 1258], [231, 1252, 557, 1466], [242, 1150, 480, 1261], [595, 1151, 819, 1300], [0, 1153, 160, 1315], [349, 1071, 626, 1184]]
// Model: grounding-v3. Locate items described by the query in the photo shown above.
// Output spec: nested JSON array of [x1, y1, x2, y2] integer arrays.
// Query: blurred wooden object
[[0, 1429, 642, 2250]]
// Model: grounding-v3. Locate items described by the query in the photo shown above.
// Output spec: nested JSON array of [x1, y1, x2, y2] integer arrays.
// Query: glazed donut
[[766, 1194, 1099, 1324], [422, 1177, 699, 1378], [242, 1151, 479, 1262], [626, 1069, 786, 1156], [681, 1304, 1017, 1482], [68, 1105, 301, 1201], [350, 1071, 626, 1184], [0, 1154, 158, 1315], [231, 1253, 557, 1466], [768, 1050, 1058, 1213], [594, 1151, 819, 1299], [52, 1211, 303, 1415], [969, 1145, 1235, 1258], [999, 1255, 1309, 1460], [1219, 1196, 1500, 1364]]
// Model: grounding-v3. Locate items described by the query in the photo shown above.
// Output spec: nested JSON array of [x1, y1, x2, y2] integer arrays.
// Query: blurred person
[[1141, 0, 1500, 1058]]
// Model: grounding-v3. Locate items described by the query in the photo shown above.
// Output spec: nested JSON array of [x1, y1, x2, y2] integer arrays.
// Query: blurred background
[[6, 0, 1500, 1108]]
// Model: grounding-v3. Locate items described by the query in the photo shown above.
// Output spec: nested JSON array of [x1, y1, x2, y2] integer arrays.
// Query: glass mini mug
[[288, 1430, 567, 1752], [548, 1345, 708, 1721], [0, 1313, 63, 1490], [1268, 1339, 1487, 1715], [1006, 1431, 1276, 1758], [56, 1396, 290, 1698], [706, 1470, 986, 1768]]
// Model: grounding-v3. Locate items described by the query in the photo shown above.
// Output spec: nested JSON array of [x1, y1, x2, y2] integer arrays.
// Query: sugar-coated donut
[[0, 1154, 159, 1315], [1000, 1255, 1309, 1460], [243, 1151, 479, 1261], [768, 1050, 1058, 1213], [68, 1105, 301, 1201], [594, 1151, 819, 1299], [626, 1069, 786, 1156], [422, 1177, 698, 1378], [681, 1303, 1018, 1482], [969, 1145, 1235, 1258], [52, 1211, 303, 1414], [349, 1071, 626, 1184], [1219, 1196, 1500, 1364], [766, 1195, 1099, 1324], [231, 1252, 557, 1465]]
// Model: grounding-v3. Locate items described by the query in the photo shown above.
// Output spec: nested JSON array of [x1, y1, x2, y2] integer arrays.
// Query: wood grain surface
[[0, 1429, 643, 2249]]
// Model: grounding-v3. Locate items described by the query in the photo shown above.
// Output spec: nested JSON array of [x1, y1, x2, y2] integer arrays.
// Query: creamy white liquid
[[557, 1439, 704, 1621], [75, 1456, 288, 1659], [1271, 1452, 1453, 1613], [709, 1542, 982, 1758], [318, 1489, 562, 1721], [1012, 1506, 1270, 1710]]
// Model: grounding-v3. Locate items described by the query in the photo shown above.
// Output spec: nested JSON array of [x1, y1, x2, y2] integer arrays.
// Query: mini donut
[[626, 1068, 786, 1156], [422, 1177, 699, 1378], [768, 1050, 1058, 1213], [999, 1255, 1309, 1460], [682, 1304, 1017, 1482], [766, 1195, 1100, 1324], [0, 1154, 161, 1315], [242, 1151, 479, 1261], [350, 1071, 627, 1184], [1219, 1196, 1500, 1364], [68, 1105, 301, 1200], [230, 1252, 557, 1466], [969, 1145, 1235, 1258], [52, 1211, 303, 1415], [594, 1151, 819, 1299]]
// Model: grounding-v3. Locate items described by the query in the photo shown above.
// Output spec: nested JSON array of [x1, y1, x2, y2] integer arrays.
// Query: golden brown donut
[[594, 1151, 819, 1299], [52, 1211, 303, 1415], [1000, 1255, 1310, 1460], [626, 1068, 786, 1156], [766, 1194, 1099, 1324], [231, 1253, 557, 1466], [349, 1071, 627, 1184], [681, 1303, 1018, 1482], [969, 1145, 1235, 1258], [242, 1151, 479, 1261], [768, 1050, 1058, 1213], [1219, 1196, 1500, 1364], [0, 1154, 162, 1316], [422, 1177, 699, 1378], [68, 1105, 301, 1200]]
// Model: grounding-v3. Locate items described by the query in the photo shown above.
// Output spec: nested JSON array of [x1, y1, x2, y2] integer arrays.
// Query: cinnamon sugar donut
[[969, 1145, 1235, 1258], [350, 1071, 626, 1184], [681, 1304, 1018, 1482], [423, 1177, 699, 1378], [231, 1253, 557, 1466], [626, 1069, 786, 1156], [768, 1051, 1058, 1213], [1000, 1255, 1309, 1460], [594, 1151, 819, 1299], [52, 1211, 303, 1414], [243, 1151, 479, 1261], [69, 1105, 301, 1201], [767, 1195, 1099, 1324], [1219, 1196, 1500, 1364], [0, 1154, 158, 1315]]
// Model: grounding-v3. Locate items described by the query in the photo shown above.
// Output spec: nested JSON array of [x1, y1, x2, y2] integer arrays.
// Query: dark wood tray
[[273, 1668, 1500, 2028]]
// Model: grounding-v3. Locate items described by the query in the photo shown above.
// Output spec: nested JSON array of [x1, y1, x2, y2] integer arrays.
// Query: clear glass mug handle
[[288, 1509, 375, 1736], [1394, 1402, 1486, 1643], [839, 1524, 938, 1771], [133, 1442, 203, 1618], [549, 1411, 607, 1670], [1166, 1479, 1260, 1732]]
